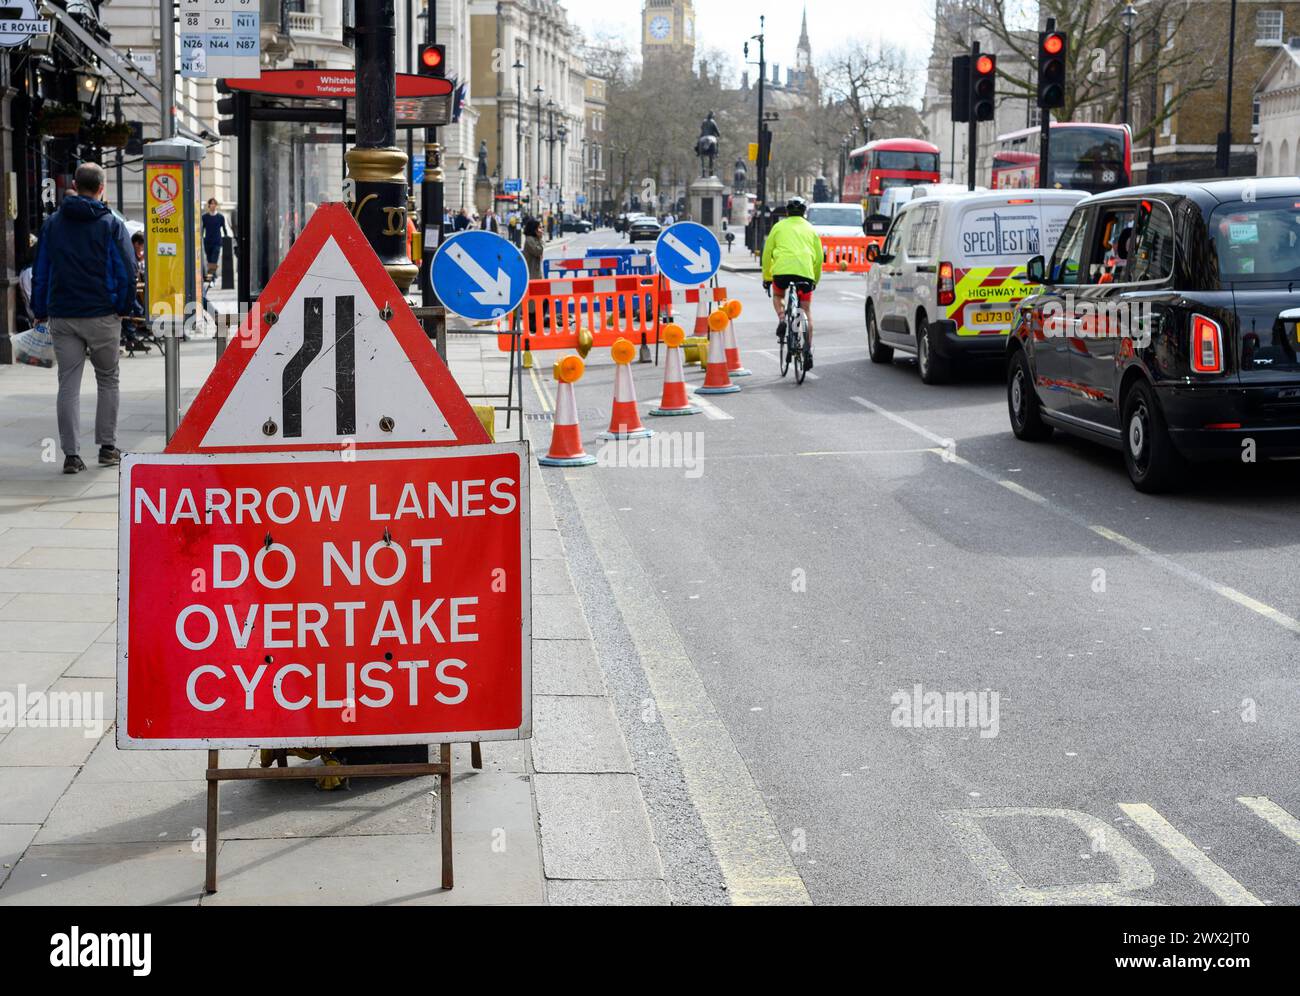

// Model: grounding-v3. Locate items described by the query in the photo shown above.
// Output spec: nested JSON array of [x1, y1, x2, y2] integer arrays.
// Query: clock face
[[649, 15, 670, 40]]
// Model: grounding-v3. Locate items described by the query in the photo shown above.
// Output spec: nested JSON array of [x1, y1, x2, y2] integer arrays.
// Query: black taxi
[[1006, 177, 1300, 492]]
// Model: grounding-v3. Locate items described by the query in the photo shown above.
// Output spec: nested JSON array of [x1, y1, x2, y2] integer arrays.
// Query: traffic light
[[971, 53, 996, 122], [418, 43, 447, 78], [951, 54, 970, 123], [215, 80, 241, 137], [1037, 30, 1067, 109]]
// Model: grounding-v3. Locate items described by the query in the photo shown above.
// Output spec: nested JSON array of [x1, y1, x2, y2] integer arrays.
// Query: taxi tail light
[[938, 261, 955, 306], [1191, 314, 1223, 373]]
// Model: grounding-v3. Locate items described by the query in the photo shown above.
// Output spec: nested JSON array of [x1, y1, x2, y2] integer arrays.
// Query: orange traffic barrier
[[500, 274, 660, 354], [821, 236, 874, 273], [599, 338, 654, 440], [697, 310, 740, 395], [721, 298, 750, 377], [650, 324, 701, 417], [539, 355, 597, 467]]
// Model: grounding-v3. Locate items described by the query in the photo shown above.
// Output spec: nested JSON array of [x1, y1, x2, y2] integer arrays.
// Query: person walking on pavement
[[33, 163, 135, 474], [201, 198, 227, 283], [546, 212, 556, 241]]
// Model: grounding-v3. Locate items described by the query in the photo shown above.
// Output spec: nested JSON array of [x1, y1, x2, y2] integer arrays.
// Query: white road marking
[[690, 393, 735, 420], [1238, 796, 1300, 846], [944, 807, 1159, 906], [1118, 803, 1264, 906], [849, 394, 1300, 638]]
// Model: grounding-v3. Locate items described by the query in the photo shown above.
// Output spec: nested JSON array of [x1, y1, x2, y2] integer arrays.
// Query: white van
[[863, 189, 1087, 383]]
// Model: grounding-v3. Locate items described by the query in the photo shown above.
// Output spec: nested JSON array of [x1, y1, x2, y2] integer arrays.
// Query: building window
[[1163, 21, 1175, 50], [1161, 84, 1174, 137], [1257, 10, 1284, 45], [1253, 94, 1261, 131]]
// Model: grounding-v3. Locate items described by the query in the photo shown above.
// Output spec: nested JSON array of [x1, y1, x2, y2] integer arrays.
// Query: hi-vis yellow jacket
[[761, 216, 824, 284]]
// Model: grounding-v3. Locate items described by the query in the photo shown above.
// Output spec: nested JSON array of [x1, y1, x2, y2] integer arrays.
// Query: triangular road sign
[[167, 203, 490, 454]]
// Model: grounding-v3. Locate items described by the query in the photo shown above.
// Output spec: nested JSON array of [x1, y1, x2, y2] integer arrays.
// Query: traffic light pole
[[349, 0, 417, 293], [420, 13, 443, 308], [967, 42, 979, 192], [1039, 18, 1055, 189]]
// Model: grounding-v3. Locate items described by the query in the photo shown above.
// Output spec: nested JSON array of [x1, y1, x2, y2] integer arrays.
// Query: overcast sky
[[559, 0, 939, 91]]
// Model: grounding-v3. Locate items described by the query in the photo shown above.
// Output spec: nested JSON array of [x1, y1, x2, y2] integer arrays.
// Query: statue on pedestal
[[476, 140, 489, 179], [695, 111, 720, 178], [733, 156, 747, 192]]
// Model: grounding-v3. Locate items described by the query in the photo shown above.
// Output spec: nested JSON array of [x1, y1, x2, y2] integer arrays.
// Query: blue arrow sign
[[503, 177, 522, 194], [655, 221, 720, 286], [413, 157, 425, 184], [431, 230, 529, 322]]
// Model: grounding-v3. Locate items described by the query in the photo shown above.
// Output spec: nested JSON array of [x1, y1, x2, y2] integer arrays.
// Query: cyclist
[[762, 196, 823, 368]]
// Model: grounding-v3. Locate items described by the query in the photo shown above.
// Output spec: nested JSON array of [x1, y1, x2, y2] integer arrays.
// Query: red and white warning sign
[[167, 202, 489, 453], [117, 445, 530, 748]]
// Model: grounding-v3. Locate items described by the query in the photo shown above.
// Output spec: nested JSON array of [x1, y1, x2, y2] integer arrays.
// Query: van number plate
[[972, 310, 1014, 325]]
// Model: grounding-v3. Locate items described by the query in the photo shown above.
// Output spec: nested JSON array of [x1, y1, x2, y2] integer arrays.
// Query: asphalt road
[[532, 227, 1300, 905]]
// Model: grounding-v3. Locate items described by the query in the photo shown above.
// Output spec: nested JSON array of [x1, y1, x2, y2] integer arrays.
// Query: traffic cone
[[696, 309, 741, 395], [692, 293, 709, 336], [598, 338, 654, 440], [722, 299, 751, 377], [650, 324, 701, 416], [538, 355, 597, 467]]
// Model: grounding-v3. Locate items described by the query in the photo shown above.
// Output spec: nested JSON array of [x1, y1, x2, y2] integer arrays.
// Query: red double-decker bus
[[991, 122, 1132, 193], [842, 138, 942, 216]]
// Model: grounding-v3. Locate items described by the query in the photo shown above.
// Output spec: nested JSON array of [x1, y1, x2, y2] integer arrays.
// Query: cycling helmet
[[786, 196, 808, 216]]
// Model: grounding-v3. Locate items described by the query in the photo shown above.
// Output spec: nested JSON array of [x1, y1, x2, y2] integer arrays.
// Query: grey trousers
[[52, 315, 120, 457]]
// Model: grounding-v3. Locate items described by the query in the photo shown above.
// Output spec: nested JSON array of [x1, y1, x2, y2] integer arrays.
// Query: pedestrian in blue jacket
[[32, 163, 135, 474]]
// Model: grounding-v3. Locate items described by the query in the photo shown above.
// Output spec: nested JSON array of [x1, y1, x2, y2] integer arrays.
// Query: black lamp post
[[458, 161, 467, 209], [1218, 0, 1239, 175], [545, 99, 556, 215], [513, 58, 524, 192], [1121, 3, 1137, 125], [557, 122, 568, 216], [744, 17, 767, 251], [533, 84, 543, 213]]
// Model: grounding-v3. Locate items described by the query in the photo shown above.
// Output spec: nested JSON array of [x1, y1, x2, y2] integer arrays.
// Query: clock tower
[[642, 0, 696, 70]]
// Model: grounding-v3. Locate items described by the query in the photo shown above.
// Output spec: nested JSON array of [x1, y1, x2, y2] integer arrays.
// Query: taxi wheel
[[866, 302, 893, 363], [916, 312, 949, 385], [1122, 380, 1185, 493], [1007, 348, 1052, 441]]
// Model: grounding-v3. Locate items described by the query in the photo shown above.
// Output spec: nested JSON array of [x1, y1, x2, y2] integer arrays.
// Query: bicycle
[[777, 281, 810, 384]]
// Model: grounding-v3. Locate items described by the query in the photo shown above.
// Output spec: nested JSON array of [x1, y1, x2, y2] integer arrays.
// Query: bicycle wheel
[[779, 311, 793, 377], [792, 316, 807, 384]]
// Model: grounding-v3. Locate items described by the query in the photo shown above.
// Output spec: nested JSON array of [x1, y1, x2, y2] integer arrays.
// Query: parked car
[[1007, 177, 1300, 492], [806, 202, 864, 239], [864, 188, 1085, 383], [561, 214, 592, 234], [628, 215, 662, 243]]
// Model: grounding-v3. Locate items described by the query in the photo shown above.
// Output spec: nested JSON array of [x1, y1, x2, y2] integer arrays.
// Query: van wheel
[[1122, 380, 1185, 493], [916, 311, 949, 384], [1007, 349, 1053, 441], [866, 302, 893, 363]]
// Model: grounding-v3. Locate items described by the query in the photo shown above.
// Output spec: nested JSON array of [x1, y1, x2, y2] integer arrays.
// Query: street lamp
[[1120, 3, 1137, 126], [744, 17, 768, 252], [557, 123, 568, 216], [458, 161, 467, 211], [545, 100, 556, 215], [513, 58, 525, 195], [534, 84, 544, 216], [1218, 0, 1239, 175]]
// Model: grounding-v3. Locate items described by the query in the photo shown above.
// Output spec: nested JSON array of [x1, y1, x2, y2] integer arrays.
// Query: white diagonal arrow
[[663, 232, 714, 275], [447, 241, 512, 305]]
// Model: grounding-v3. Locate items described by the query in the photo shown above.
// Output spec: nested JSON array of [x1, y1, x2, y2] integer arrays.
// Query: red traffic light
[[1042, 33, 1064, 55], [418, 44, 446, 77], [975, 54, 994, 75]]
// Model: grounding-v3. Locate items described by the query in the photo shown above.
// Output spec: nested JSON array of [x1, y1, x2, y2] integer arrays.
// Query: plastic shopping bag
[[12, 322, 54, 368]]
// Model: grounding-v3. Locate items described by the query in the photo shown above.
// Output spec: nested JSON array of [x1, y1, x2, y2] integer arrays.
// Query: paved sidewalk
[[0, 309, 668, 904]]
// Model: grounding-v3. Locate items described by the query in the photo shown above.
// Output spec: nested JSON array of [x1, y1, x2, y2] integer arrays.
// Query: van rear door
[[946, 197, 1065, 337]]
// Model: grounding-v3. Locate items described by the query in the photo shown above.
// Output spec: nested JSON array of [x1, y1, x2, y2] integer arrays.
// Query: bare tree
[[820, 40, 917, 144]]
